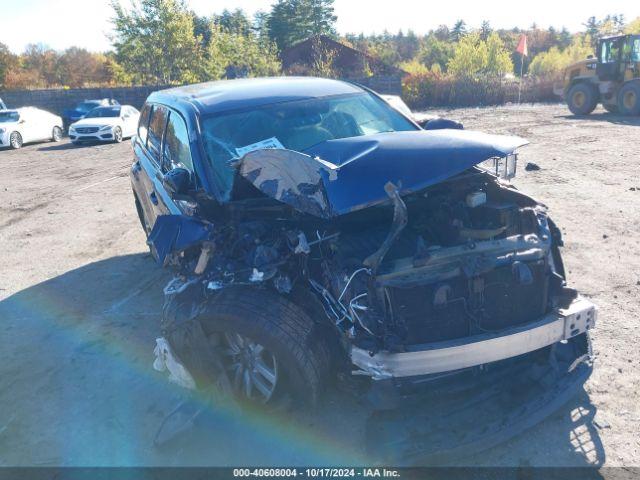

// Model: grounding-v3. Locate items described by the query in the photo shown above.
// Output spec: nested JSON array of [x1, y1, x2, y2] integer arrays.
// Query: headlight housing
[[0, 128, 5, 134], [99, 125, 112, 131], [479, 153, 518, 180]]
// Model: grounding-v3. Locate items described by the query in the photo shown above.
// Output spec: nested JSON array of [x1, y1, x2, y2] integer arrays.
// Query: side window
[[633, 39, 640, 62], [147, 105, 168, 162], [163, 111, 193, 173], [138, 104, 152, 145]]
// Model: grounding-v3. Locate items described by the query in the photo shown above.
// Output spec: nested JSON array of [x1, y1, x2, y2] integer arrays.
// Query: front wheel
[[617, 82, 640, 116], [194, 289, 329, 408], [51, 126, 62, 142], [113, 127, 123, 143], [9, 131, 23, 149], [566, 83, 598, 115]]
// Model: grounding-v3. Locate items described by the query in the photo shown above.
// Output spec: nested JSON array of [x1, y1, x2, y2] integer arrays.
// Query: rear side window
[[147, 105, 168, 162], [163, 112, 193, 173], [138, 104, 152, 145]]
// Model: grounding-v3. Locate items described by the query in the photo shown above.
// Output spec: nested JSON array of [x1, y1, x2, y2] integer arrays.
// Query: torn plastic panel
[[147, 215, 214, 266], [238, 129, 528, 218]]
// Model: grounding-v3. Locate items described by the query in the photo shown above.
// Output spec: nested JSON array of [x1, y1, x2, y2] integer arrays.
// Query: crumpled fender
[[147, 215, 214, 265]]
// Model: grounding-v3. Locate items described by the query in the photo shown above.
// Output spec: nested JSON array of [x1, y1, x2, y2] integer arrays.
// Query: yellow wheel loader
[[554, 34, 640, 115]]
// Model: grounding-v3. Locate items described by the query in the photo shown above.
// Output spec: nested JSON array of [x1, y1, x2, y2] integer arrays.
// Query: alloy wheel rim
[[115, 128, 122, 141], [221, 332, 278, 403], [10, 133, 21, 148], [53, 128, 61, 141]]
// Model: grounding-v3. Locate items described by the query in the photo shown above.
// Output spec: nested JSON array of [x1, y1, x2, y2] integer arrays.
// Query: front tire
[[198, 288, 329, 408], [566, 83, 598, 115], [617, 82, 640, 116], [113, 127, 123, 143], [9, 132, 23, 149]]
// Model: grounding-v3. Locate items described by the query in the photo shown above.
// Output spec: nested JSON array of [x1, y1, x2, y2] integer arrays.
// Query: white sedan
[[0, 107, 63, 149], [69, 105, 140, 144]]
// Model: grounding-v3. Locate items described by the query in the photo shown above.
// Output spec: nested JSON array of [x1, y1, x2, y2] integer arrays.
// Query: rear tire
[[51, 126, 62, 142], [617, 82, 640, 116], [566, 83, 598, 115], [9, 132, 23, 149], [198, 288, 329, 408]]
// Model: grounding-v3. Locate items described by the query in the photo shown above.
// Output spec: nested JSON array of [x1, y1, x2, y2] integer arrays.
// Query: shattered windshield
[[200, 92, 418, 197]]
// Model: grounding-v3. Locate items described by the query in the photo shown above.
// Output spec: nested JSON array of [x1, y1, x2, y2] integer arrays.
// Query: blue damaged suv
[[131, 77, 595, 458]]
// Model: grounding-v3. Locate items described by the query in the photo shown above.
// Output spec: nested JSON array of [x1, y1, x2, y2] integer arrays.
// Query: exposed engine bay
[[150, 164, 592, 380]]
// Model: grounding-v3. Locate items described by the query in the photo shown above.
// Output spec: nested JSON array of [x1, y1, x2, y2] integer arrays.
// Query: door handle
[[149, 191, 158, 205]]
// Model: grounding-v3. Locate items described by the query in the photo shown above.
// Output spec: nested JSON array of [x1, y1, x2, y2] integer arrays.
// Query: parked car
[[62, 98, 119, 131], [131, 78, 595, 457], [69, 105, 139, 144], [0, 98, 6, 110], [0, 107, 63, 149]]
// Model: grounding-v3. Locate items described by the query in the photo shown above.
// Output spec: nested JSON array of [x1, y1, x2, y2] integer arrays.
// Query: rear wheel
[[617, 82, 640, 116], [566, 83, 598, 115], [9, 132, 23, 149], [113, 127, 123, 143], [51, 126, 62, 142]]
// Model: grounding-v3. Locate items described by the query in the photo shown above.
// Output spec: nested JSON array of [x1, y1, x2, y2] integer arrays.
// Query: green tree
[[528, 35, 593, 78], [267, 0, 337, 50], [480, 21, 492, 41], [485, 32, 513, 75], [450, 20, 467, 42], [446, 32, 512, 77], [447, 33, 487, 77], [416, 36, 454, 72], [201, 24, 281, 80], [110, 0, 202, 85], [214, 8, 252, 36]]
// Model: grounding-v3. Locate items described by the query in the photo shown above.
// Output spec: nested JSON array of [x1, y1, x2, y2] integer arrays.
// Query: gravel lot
[[0, 103, 639, 468]]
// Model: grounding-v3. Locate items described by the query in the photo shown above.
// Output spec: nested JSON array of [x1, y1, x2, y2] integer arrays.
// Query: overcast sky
[[2, 0, 638, 53]]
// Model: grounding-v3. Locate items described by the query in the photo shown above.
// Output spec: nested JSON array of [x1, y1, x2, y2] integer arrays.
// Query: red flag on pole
[[516, 34, 528, 57]]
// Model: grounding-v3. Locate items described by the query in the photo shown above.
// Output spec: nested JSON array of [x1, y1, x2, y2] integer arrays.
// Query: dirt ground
[[0, 103, 639, 468]]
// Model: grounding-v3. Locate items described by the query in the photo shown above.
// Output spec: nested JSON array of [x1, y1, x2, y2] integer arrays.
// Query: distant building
[[280, 35, 406, 95]]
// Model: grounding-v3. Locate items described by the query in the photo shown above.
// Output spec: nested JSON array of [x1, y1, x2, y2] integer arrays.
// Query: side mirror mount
[[162, 167, 192, 198]]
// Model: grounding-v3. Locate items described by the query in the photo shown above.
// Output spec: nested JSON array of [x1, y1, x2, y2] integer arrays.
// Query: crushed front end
[[147, 129, 595, 459]]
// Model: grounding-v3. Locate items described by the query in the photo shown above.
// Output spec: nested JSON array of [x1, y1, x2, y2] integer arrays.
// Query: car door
[[16, 110, 35, 142], [27, 110, 45, 141], [132, 104, 179, 231], [162, 110, 197, 213]]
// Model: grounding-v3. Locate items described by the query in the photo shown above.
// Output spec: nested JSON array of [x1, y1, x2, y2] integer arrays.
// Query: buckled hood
[[239, 129, 528, 219]]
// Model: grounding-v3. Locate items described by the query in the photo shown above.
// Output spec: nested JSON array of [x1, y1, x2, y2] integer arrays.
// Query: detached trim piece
[[351, 297, 597, 380]]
